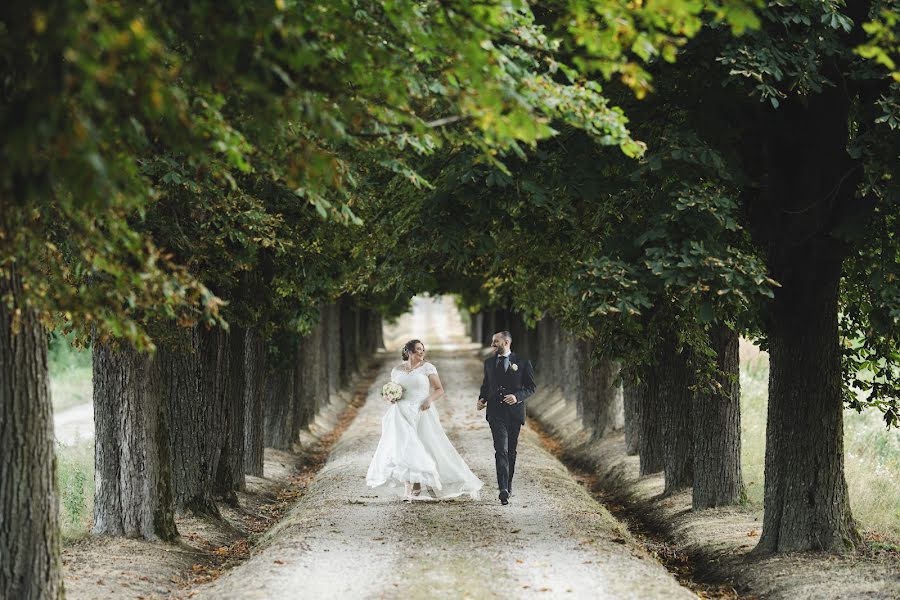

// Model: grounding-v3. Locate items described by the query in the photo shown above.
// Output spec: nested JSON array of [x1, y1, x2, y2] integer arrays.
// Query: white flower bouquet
[[382, 381, 403, 403]]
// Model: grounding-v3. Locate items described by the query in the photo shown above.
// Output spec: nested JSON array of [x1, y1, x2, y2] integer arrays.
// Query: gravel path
[[54, 401, 94, 445], [194, 299, 695, 599]]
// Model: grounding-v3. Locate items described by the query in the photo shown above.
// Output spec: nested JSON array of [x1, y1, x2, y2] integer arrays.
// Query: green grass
[[48, 332, 92, 413], [50, 332, 95, 540], [56, 438, 94, 541], [740, 341, 900, 542]]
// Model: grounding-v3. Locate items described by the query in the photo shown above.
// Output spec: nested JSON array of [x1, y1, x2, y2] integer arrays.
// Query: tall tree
[[0, 271, 62, 599]]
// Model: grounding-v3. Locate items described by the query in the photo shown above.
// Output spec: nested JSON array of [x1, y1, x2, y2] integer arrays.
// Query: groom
[[477, 331, 536, 505]]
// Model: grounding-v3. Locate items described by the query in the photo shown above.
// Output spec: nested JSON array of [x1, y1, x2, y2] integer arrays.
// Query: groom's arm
[[515, 360, 536, 404]]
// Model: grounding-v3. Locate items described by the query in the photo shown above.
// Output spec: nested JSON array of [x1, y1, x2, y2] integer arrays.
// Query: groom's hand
[[477, 398, 486, 411], [503, 394, 518, 405]]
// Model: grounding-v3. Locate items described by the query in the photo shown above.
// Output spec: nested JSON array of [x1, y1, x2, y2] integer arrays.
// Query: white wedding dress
[[366, 362, 482, 499]]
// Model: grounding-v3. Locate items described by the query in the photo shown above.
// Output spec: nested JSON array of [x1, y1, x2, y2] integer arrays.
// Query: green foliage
[[856, 4, 900, 80], [3, 0, 759, 352]]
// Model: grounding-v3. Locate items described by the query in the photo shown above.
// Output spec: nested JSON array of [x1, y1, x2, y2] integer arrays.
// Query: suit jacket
[[479, 352, 536, 425]]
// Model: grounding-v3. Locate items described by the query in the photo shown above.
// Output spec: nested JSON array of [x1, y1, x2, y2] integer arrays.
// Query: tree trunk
[[339, 299, 359, 385], [164, 326, 219, 516], [482, 310, 496, 347], [243, 327, 267, 477], [692, 324, 743, 509], [623, 379, 644, 456], [0, 272, 63, 599], [470, 312, 483, 345], [291, 337, 306, 441], [736, 27, 867, 552], [526, 324, 541, 373], [92, 338, 177, 540], [295, 319, 321, 431], [214, 327, 246, 502], [660, 333, 693, 494], [372, 311, 384, 351], [324, 304, 341, 398], [264, 362, 295, 450], [638, 359, 665, 476], [582, 352, 621, 439], [756, 260, 859, 553]]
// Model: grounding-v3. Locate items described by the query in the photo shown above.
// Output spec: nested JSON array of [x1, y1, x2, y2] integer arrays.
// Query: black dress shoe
[[499, 490, 509, 505]]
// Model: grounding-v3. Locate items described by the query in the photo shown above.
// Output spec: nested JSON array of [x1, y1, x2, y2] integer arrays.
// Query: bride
[[366, 339, 483, 501]]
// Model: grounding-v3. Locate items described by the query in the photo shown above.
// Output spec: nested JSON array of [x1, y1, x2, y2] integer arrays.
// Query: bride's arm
[[421, 373, 445, 410]]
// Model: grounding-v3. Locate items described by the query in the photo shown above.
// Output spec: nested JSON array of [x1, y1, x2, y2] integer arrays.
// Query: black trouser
[[488, 417, 522, 494]]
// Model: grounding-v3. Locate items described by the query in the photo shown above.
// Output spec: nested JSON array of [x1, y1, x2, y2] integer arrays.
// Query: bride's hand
[[420, 401, 431, 411]]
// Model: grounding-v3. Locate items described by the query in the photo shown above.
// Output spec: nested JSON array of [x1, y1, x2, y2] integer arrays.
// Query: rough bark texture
[[339, 298, 360, 386], [294, 325, 318, 432], [372, 310, 384, 351], [92, 339, 177, 541], [264, 360, 296, 450], [736, 12, 868, 552], [324, 304, 341, 398], [0, 272, 63, 600], [756, 261, 859, 552], [623, 379, 644, 456], [243, 327, 267, 477], [660, 334, 693, 495], [214, 327, 246, 501], [638, 360, 665, 476], [692, 325, 743, 509], [164, 326, 219, 515], [581, 351, 622, 439], [508, 313, 530, 359]]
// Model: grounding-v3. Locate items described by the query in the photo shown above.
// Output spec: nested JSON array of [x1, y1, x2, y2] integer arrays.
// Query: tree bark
[[339, 298, 359, 385], [660, 333, 693, 494], [214, 327, 246, 502], [581, 351, 621, 439], [638, 358, 665, 476], [623, 379, 644, 456], [482, 310, 496, 347], [264, 361, 296, 450], [0, 272, 63, 600], [243, 327, 267, 477], [92, 338, 177, 541], [372, 311, 384, 351], [735, 21, 867, 552], [470, 312, 483, 345], [756, 260, 859, 552], [692, 324, 743, 509], [164, 326, 219, 516], [324, 304, 341, 398], [295, 319, 322, 431]]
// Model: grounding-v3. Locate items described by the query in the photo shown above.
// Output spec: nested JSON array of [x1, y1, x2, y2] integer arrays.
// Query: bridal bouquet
[[382, 381, 403, 403]]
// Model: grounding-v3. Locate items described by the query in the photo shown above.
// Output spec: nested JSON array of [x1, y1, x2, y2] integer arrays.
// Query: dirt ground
[[190, 349, 696, 599], [528, 389, 900, 600], [59, 298, 898, 599], [61, 375, 374, 600], [171, 299, 697, 599]]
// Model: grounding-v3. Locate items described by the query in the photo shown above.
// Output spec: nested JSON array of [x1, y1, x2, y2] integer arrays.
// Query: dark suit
[[479, 352, 536, 494]]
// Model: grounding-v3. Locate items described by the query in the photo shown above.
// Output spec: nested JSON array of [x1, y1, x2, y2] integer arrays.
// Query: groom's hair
[[496, 330, 512, 342]]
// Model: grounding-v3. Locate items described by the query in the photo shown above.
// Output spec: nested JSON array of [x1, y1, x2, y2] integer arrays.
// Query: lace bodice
[[391, 362, 437, 403]]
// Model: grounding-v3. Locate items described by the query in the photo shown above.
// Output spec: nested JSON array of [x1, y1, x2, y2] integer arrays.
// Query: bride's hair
[[401, 339, 423, 361]]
